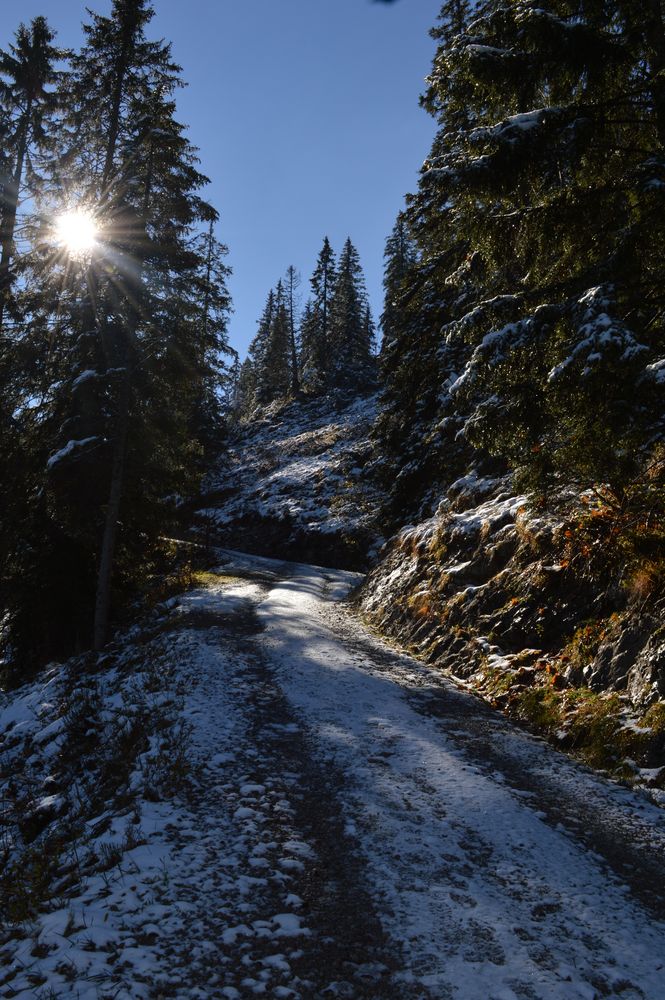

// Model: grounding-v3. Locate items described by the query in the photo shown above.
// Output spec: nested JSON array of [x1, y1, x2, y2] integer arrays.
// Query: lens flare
[[55, 209, 98, 256]]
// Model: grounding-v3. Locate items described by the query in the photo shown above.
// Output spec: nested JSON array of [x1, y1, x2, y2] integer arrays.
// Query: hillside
[[196, 391, 384, 570], [358, 473, 665, 792], [3, 1, 665, 996], [3, 393, 665, 997], [204, 397, 665, 791]]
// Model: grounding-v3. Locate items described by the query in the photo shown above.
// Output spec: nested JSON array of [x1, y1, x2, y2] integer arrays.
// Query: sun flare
[[55, 209, 99, 256]]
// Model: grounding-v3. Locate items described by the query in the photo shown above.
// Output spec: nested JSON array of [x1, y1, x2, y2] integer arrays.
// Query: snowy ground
[[2, 551, 665, 998], [197, 392, 383, 564]]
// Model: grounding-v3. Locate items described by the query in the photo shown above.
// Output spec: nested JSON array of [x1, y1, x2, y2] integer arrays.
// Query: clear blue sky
[[8, 1, 440, 358]]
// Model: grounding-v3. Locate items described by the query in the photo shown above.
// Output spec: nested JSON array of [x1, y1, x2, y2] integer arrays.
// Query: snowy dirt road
[[156, 550, 665, 1000], [6, 551, 665, 999]]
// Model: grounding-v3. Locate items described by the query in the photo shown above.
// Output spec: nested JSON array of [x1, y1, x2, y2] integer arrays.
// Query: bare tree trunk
[[92, 361, 131, 650]]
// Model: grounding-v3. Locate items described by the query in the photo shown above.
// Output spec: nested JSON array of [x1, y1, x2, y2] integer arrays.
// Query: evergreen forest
[[1, 0, 663, 694], [2, 3, 665, 996]]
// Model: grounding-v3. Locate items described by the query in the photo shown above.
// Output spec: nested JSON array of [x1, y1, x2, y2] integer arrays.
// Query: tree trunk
[[100, 19, 135, 193], [0, 103, 31, 334], [91, 7, 145, 650], [92, 226, 144, 650], [92, 361, 131, 650], [645, 0, 665, 148]]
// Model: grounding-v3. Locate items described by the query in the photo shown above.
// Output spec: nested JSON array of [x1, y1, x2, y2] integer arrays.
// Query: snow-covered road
[[4, 551, 665, 999], [217, 550, 665, 1000]]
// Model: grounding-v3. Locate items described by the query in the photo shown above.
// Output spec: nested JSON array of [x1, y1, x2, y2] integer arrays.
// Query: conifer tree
[[1, 0, 231, 671], [297, 299, 321, 393], [262, 279, 292, 402], [380, 211, 417, 353], [236, 357, 257, 419], [378, 0, 665, 514], [0, 17, 64, 335], [300, 237, 336, 391], [422, 0, 665, 491], [329, 237, 375, 388], [247, 287, 276, 408], [284, 265, 301, 395]]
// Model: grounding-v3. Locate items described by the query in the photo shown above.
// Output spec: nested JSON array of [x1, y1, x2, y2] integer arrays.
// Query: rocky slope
[[196, 390, 383, 570], [358, 472, 665, 792]]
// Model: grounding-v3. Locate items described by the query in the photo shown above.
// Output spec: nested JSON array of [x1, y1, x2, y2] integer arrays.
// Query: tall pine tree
[[329, 237, 375, 388], [0, 17, 64, 334], [1, 0, 231, 673], [300, 236, 336, 391]]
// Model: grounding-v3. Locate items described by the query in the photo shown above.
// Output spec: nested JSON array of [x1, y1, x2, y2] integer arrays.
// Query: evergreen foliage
[[0, 17, 65, 335], [284, 265, 301, 395], [262, 279, 292, 402], [300, 236, 336, 392], [377, 0, 665, 516], [236, 235, 376, 416], [0, 1, 232, 678], [329, 237, 376, 388]]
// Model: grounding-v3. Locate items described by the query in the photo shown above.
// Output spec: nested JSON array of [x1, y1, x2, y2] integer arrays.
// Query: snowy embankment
[[2, 551, 665, 998], [359, 473, 665, 790], [196, 391, 384, 570]]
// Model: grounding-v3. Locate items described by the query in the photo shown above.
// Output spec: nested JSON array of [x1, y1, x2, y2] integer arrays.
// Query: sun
[[54, 209, 99, 256]]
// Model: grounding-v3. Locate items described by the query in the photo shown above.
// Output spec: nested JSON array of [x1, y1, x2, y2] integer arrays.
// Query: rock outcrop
[[358, 474, 665, 786]]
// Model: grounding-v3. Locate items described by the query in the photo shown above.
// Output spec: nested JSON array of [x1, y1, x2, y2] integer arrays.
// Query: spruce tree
[[300, 236, 336, 391], [248, 288, 276, 408], [419, 0, 665, 492], [0, 17, 64, 335], [1, 0, 231, 671], [329, 237, 375, 388], [378, 0, 665, 514], [284, 265, 301, 395], [297, 299, 321, 393], [236, 357, 258, 420], [262, 279, 292, 402], [379, 211, 417, 354]]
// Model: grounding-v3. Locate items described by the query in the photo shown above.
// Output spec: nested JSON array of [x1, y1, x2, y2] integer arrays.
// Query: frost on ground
[[197, 391, 383, 569], [2, 551, 665, 998], [359, 472, 665, 791]]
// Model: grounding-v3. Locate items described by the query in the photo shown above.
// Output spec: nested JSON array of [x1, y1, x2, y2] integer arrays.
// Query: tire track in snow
[[146, 574, 426, 999], [324, 598, 665, 921], [225, 550, 665, 1000]]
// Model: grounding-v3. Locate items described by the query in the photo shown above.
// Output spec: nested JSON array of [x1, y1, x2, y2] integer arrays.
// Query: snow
[[468, 108, 551, 146], [71, 368, 98, 388], [250, 551, 665, 998], [199, 391, 383, 554], [2, 551, 665, 997], [46, 435, 101, 469], [646, 358, 665, 384]]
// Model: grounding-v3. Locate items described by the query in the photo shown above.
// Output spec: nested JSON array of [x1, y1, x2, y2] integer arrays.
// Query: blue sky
[[10, 1, 440, 358]]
